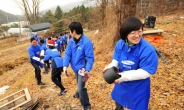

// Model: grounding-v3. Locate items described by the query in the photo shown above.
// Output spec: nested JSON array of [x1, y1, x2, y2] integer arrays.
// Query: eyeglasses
[[129, 31, 143, 36]]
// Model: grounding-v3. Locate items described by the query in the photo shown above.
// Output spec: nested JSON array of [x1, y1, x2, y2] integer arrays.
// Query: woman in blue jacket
[[103, 17, 158, 110], [43, 40, 67, 96]]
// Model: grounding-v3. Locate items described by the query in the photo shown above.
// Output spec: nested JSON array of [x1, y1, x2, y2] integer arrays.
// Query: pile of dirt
[[0, 55, 28, 74]]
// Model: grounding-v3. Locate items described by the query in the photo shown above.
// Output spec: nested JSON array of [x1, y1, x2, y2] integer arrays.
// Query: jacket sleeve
[[43, 50, 50, 61], [63, 41, 72, 67], [84, 41, 94, 71], [139, 48, 158, 74], [28, 48, 35, 59]]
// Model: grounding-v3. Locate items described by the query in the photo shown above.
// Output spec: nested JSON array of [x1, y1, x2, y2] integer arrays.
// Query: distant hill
[[0, 0, 95, 23], [0, 10, 23, 23], [60, 0, 95, 12], [40, 0, 95, 14]]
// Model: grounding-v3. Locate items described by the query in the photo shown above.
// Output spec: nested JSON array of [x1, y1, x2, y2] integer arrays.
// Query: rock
[[44, 98, 51, 102], [43, 105, 50, 109], [56, 105, 60, 110], [100, 83, 106, 89], [163, 92, 170, 96], [71, 103, 77, 107], [172, 34, 177, 37]]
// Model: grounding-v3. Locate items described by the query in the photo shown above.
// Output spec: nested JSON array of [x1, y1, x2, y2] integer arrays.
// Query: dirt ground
[[0, 11, 184, 110]]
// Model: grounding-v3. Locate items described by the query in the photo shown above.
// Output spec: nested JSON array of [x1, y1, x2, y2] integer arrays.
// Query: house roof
[[29, 23, 52, 32]]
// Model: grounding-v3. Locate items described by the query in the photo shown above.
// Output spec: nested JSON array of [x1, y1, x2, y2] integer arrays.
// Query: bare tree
[[13, 0, 43, 25], [88, 0, 137, 45], [101, 0, 108, 26], [86, 0, 108, 27], [112, 0, 137, 46]]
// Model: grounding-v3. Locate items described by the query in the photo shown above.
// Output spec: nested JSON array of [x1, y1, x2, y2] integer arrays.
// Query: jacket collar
[[72, 34, 84, 47]]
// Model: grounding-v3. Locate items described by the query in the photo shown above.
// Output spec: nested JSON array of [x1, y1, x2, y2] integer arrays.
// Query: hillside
[[0, 9, 22, 23], [0, 9, 184, 110]]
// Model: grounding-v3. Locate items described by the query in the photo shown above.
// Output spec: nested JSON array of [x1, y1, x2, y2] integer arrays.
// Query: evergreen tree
[[54, 6, 63, 20], [46, 10, 56, 23], [1, 26, 9, 32], [40, 10, 53, 23], [80, 4, 86, 21], [54, 21, 64, 33], [10, 23, 19, 28]]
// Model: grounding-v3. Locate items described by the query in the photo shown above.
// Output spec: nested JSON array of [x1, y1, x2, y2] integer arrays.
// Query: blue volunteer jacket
[[63, 34, 94, 73], [55, 39, 61, 51], [64, 34, 68, 43], [44, 48, 63, 69], [111, 38, 158, 110], [28, 45, 43, 68], [41, 43, 47, 52], [60, 36, 65, 44]]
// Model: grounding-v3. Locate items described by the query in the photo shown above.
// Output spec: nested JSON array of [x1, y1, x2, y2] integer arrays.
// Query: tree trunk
[[101, 0, 108, 26], [14, 0, 40, 25], [113, 0, 137, 46]]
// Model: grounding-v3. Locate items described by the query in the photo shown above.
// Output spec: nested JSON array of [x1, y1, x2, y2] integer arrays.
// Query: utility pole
[[6, 14, 9, 24], [19, 21, 21, 37]]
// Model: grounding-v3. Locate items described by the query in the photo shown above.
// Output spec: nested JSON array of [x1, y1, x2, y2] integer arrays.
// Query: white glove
[[78, 68, 85, 76], [40, 50, 45, 56], [114, 72, 125, 84], [63, 67, 67, 73], [40, 59, 44, 64], [103, 66, 109, 72], [32, 56, 40, 61], [63, 66, 68, 76], [103, 59, 118, 73]]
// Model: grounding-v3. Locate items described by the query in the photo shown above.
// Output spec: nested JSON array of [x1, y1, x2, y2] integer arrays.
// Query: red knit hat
[[47, 40, 55, 46]]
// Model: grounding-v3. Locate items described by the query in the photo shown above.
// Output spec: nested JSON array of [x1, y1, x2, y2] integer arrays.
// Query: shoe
[[58, 89, 67, 96], [83, 107, 91, 110], [37, 82, 45, 85]]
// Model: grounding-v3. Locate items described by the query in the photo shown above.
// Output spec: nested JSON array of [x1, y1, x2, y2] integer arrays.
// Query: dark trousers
[[31, 62, 42, 83], [75, 73, 91, 109], [115, 102, 124, 110], [43, 60, 50, 72], [51, 68, 65, 91]]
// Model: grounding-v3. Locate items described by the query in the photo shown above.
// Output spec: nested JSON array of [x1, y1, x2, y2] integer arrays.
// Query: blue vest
[[111, 38, 158, 110]]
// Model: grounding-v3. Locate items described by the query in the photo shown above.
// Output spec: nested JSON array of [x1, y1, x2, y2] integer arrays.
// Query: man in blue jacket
[[59, 33, 65, 51], [28, 38, 45, 85], [40, 39, 50, 74], [63, 22, 94, 110]]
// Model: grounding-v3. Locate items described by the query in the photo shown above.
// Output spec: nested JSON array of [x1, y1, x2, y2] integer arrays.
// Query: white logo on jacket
[[36, 51, 40, 55], [121, 60, 135, 69], [78, 47, 81, 50], [121, 60, 135, 65]]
